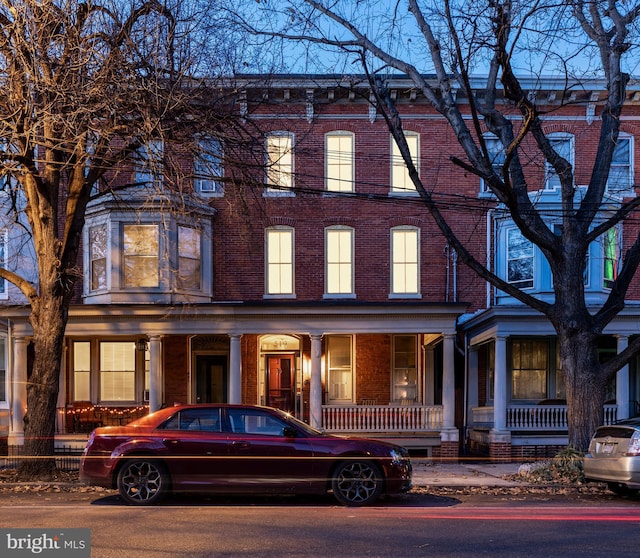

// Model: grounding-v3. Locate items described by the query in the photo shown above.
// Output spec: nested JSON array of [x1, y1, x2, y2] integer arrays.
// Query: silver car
[[584, 418, 640, 496]]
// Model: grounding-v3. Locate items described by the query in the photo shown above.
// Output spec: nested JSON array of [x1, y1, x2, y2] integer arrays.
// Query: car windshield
[[277, 410, 326, 436]]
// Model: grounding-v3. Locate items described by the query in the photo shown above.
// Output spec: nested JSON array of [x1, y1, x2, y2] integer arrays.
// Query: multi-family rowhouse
[[0, 75, 639, 460]]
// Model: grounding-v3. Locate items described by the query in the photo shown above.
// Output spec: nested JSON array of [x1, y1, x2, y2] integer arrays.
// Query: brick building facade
[[2, 74, 640, 459]]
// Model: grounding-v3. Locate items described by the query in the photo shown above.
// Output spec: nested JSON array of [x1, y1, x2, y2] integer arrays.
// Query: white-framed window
[[603, 227, 620, 289], [607, 135, 633, 193], [71, 340, 148, 404], [134, 139, 164, 186], [326, 132, 354, 192], [391, 132, 419, 194], [506, 228, 534, 288], [325, 226, 354, 296], [73, 341, 91, 401], [511, 338, 548, 400], [177, 225, 201, 290], [326, 335, 353, 403], [392, 335, 417, 402], [265, 227, 294, 296], [266, 132, 294, 194], [391, 227, 420, 296], [194, 136, 224, 195], [89, 224, 107, 292], [545, 133, 574, 190], [123, 224, 159, 288], [100, 341, 137, 402], [481, 134, 506, 194]]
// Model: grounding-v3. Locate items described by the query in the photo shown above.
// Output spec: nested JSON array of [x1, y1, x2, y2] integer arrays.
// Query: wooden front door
[[266, 355, 295, 413], [195, 355, 227, 404]]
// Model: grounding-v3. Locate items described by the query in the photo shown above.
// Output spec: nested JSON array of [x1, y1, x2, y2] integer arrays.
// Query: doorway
[[266, 354, 295, 413], [195, 354, 228, 404]]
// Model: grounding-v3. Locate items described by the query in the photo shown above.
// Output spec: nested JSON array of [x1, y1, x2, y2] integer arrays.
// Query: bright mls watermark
[[0, 529, 90, 557]]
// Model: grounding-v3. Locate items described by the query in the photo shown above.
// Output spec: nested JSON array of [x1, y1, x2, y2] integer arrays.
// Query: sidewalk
[[411, 459, 525, 487]]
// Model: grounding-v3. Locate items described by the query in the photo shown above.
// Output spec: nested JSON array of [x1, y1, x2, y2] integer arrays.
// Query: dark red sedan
[[80, 404, 412, 506]]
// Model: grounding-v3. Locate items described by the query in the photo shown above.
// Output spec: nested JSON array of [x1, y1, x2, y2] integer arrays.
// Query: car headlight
[[390, 448, 408, 465]]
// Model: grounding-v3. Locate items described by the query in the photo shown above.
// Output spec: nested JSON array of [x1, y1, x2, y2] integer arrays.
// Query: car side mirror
[[283, 426, 297, 438]]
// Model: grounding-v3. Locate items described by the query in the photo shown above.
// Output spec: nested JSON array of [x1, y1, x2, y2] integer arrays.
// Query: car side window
[[159, 408, 221, 432], [227, 409, 287, 436]]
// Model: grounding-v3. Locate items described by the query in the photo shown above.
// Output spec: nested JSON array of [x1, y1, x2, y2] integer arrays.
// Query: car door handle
[[163, 439, 179, 445], [232, 441, 250, 449]]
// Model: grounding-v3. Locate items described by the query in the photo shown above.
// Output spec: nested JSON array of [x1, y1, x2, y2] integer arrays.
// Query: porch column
[[229, 334, 242, 404], [492, 335, 508, 432], [489, 335, 511, 461], [442, 334, 456, 429], [616, 335, 630, 420], [8, 336, 29, 446], [440, 333, 459, 458], [309, 334, 323, 429], [148, 335, 164, 412]]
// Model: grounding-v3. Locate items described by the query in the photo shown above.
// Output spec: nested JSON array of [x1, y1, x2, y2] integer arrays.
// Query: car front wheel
[[117, 459, 169, 505], [331, 460, 383, 506], [607, 482, 639, 497]]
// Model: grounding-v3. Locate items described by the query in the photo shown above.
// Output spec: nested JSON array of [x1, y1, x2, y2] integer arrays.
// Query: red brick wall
[[163, 336, 189, 405], [355, 334, 392, 404]]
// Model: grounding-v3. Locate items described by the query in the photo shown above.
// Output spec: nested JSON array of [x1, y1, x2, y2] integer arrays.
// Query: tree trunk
[[16, 295, 68, 480], [557, 329, 607, 452]]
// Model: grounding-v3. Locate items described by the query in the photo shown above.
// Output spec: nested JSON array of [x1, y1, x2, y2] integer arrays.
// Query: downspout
[[444, 243, 450, 302], [487, 209, 495, 308], [452, 247, 458, 303]]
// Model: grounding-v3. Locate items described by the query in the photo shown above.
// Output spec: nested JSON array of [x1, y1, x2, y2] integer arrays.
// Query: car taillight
[[627, 431, 640, 456]]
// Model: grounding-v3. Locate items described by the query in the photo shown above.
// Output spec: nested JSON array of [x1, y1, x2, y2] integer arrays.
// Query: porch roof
[[0, 300, 468, 337]]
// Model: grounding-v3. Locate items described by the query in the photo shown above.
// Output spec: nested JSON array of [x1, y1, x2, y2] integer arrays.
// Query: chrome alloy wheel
[[332, 460, 382, 506], [117, 460, 168, 505]]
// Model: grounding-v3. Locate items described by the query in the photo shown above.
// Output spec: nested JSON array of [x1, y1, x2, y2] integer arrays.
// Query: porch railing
[[322, 404, 443, 433], [506, 404, 618, 431]]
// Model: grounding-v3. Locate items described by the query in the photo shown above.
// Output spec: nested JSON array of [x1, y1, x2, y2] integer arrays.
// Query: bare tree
[[233, 0, 640, 450], [0, 0, 237, 480]]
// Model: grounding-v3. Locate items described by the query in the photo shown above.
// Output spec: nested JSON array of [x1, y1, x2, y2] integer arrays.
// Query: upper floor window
[[325, 226, 354, 296], [607, 135, 633, 193], [90, 224, 107, 291], [604, 227, 619, 289], [265, 227, 294, 296], [391, 133, 419, 194], [178, 225, 201, 290], [507, 228, 534, 288], [123, 224, 159, 288], [194, 136, 224, 195], [391, 227, 420, 296], [545, 133, 573, 190], [134, 139, 164, 186], [326, 132, 354, 192], [266, 132, 294, 194], [84, 187, 214, 304], [481, 134, 506, 194]]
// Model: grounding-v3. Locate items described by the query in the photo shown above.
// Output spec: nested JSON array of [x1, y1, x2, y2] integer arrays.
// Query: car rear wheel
[[607, 482, 639, 497], [117, 459, 169, 505], [331, 460, 383, 506]]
